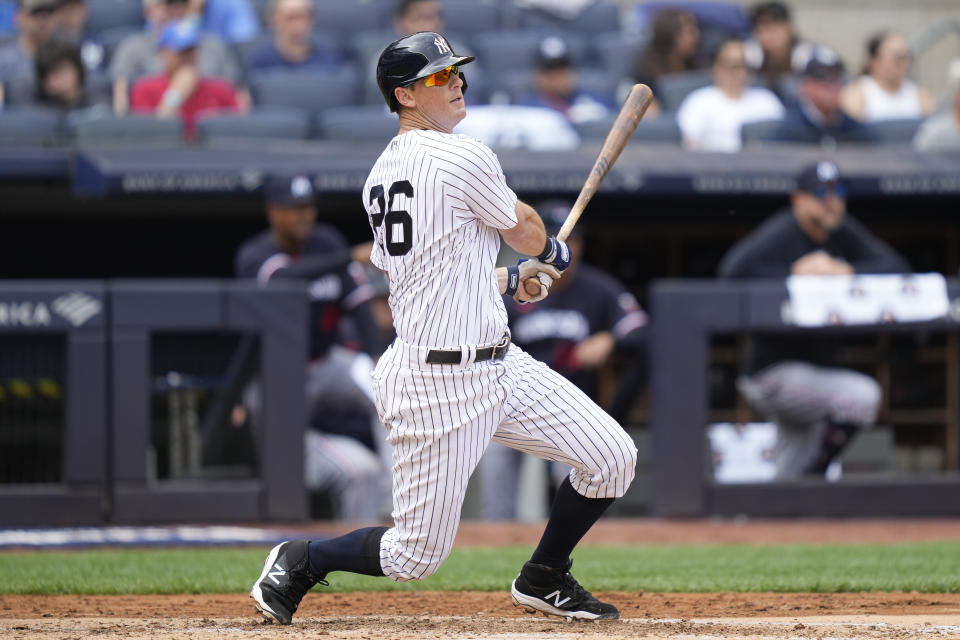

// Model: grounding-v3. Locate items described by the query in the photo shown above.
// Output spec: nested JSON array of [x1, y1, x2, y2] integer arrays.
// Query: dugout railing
[[0, 280, 308, 526], [650, 279, 960, 517]]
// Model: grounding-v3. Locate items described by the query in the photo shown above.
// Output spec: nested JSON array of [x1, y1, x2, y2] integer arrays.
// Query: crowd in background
[[0, 0, 957, 148]]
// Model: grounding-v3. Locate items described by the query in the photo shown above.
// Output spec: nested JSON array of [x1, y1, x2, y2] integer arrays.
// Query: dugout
[[2, 143, 960, 520]]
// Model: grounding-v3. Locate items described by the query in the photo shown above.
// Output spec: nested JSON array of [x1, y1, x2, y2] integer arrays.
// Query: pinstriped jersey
[[363, 129, 519, 348]]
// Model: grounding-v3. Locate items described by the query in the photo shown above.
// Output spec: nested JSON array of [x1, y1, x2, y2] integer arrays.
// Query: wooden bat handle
[[556, 84, 654, 242]]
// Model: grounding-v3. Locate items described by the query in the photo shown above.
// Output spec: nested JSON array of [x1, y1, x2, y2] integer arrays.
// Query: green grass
[[2, 543, 959, 595]]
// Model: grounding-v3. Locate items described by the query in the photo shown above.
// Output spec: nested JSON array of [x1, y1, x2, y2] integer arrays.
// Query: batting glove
[[537, 236, 571, 272], [514, 258, 561, 304]]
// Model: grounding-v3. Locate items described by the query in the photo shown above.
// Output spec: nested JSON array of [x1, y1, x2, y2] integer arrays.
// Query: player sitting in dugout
[[718, 160, 910, 480]]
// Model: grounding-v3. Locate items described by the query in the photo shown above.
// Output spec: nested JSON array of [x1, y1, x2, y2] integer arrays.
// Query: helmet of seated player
[[376, 31, 475, 113]]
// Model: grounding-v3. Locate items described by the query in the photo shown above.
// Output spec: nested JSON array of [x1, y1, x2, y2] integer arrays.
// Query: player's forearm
[[500, 200, 547, 257]]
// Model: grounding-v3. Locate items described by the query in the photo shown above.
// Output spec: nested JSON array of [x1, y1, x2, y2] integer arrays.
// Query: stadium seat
[[517, 1, 621, 34], [314, 104, 398, 141], [472, 30, 588, 77], [312, 1, 386, 34], [575, 112, 681, 144], [86, 0, 144, 34], [655, 70, 712, 111], [865, 118, 925, 146], [441, 0, 503, 35], [739, 118, 784, 147], [0, 108, 63, 146], [96, 24, 141, 62], [248, 67, 361, 113], [498, 67, 618, 107], [1, 76, 35, 107], [593, 31, 647, 83], [67, 113, 184, 145], [196, 107, 312, 144]]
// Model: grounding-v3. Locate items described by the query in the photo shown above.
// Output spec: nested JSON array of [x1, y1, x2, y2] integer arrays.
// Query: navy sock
[[530, 478, 613, 569], [307, 526, 388, 577]]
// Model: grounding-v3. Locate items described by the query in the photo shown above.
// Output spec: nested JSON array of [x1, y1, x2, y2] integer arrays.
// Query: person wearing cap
[[913, 59, 960, 151], [0, 0, 61, 104], [109, 0, 241, 115], [479, 201, 649, 520], [247, 0, 339, 73], [718, 160, 910, 480], [235, 174, 391, 522], [677, 37, 784, 152], [129, 18, 241, 139], [840, 31, 934, 123], [769, 45, 872, 145], [519, 35, 613, 124]]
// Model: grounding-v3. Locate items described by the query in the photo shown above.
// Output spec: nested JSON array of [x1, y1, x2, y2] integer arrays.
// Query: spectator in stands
[[247, 0, 339, 73], [32, 37, 105, 109], [743, 1, 814, 100], [914, 59, 960, 151], [717, 160, 910, 480], [51, 0, 104, 72], [235, 174, 390, 522], [110, 0, 241, 114], [768, 45, 872, 145], [677, 38, 784, 152], [130, 19, 241, 139], [519, 35, 612, 124], [479, 201, 648, 519], [394, 0, 443, 35], [190, 0, 258, 45], [632, 8, 702, 117], [840, 31, 934, 122], [0, 0, 60, 96]]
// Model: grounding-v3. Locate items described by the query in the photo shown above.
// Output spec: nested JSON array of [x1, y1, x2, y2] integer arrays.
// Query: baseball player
[[250, 32, 637, 624], [481, 201, 648, 520], [236, 174, 390, 521], [718, 160, 910, 478]]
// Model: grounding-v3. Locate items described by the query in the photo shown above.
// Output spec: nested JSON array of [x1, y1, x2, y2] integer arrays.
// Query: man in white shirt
[[676, 38, 784, 152]]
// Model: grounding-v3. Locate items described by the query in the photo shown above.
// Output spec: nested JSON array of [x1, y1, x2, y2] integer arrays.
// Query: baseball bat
[[523, 84, 653, 299], [556, 83, 654, 242]]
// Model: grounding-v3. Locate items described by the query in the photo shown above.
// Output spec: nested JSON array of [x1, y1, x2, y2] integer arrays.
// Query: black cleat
[[511, 560, 619, 620], [250, 540, 326, 624]]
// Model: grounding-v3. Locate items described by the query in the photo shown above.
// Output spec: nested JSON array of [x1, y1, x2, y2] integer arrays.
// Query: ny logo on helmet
[[434, 36, 450, 55]]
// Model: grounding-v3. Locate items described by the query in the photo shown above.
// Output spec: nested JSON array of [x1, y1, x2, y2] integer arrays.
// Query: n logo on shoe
[[268, 563, 286, 585], [545, 590, 570, 608]]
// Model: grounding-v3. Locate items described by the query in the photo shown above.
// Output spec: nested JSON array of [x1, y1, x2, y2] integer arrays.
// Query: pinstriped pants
[[371, 338, 637, 582]]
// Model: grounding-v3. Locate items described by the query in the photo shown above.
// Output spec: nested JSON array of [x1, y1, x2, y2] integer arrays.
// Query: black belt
[[424, 334, 511, 365]]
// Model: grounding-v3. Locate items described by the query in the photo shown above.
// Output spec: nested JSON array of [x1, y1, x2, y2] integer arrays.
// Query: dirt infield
[[3, 519, 960, 639]]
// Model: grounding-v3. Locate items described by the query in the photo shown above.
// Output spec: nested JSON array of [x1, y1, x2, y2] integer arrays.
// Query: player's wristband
[[536, 236, 571, 271], [504, 265, 520, 297]]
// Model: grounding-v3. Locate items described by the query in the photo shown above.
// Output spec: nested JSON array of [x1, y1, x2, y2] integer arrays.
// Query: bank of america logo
[[52, 292, 102, 327]]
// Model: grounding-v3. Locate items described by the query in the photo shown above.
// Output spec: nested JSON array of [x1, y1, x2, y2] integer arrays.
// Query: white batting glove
[[515, 259, 561, 304]]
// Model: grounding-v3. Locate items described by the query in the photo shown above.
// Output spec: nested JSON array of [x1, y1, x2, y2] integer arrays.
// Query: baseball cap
[[795, 160, 847, 197], [157, 19, 201, 51], [265, 174, 316, 206], [800, 45, 845, 81], [534, 36, 574, 71], [18, 0, 62, 14]]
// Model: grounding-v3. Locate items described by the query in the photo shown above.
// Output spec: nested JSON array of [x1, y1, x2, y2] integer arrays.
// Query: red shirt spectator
[[131, 73, 237, 138], [130, 17, 240, 139]]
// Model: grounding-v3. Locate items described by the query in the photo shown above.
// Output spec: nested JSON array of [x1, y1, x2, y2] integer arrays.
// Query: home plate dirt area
[[3, 519, 960, 639]]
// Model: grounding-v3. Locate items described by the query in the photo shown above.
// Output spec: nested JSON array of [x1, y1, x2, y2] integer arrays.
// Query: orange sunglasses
[[423, 65, 460, 87]]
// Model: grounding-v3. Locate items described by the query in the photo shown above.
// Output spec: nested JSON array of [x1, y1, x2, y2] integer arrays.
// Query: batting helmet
[[376, 31, 475, 112]]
